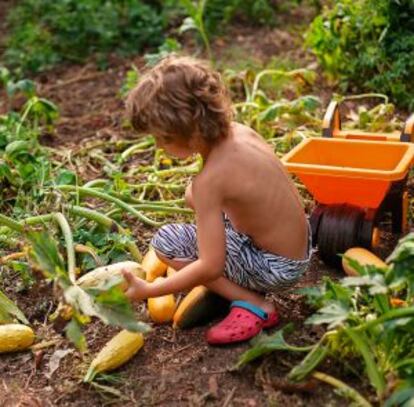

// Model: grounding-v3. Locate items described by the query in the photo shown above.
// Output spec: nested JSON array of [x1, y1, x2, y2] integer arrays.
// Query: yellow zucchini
[[84, 330, 144, 382], [147, 278, 176, 324], [143, 248, 168, 282], [342, 247, 387, 276], [173, 286, 229, 329], [0, 324, 35, 353], [77, 261, 146, 290]]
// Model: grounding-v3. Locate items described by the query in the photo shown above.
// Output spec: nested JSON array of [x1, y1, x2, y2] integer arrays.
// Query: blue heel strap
[[231, 300, 268, 320]]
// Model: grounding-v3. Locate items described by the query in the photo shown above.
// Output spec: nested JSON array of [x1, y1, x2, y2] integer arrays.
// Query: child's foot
[[206, 300, 279, 345]]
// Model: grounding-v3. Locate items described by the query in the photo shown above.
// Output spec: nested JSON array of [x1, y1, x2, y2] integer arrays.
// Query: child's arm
[[185, 183, 194, 209], [123, 177, 226, 301]]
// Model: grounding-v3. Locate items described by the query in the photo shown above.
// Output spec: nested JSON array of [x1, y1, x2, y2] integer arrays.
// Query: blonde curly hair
[[125, 56, 233, 144]]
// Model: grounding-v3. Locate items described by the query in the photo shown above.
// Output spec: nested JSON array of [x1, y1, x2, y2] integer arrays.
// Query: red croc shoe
[[206, 301, 279, 345]]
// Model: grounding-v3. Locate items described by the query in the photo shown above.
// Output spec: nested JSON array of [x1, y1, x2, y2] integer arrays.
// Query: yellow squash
[[173, 286, 229, 329], [77, 261, 146, 290], [143, 248, 168, 282], [0, 324, 35, 353], [147, 278, 176, 324], [84, 330, 144, 382], [342, 247, 387, 276]]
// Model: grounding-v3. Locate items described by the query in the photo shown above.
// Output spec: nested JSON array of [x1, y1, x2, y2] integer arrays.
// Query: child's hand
[[122, 270, 150, 301]]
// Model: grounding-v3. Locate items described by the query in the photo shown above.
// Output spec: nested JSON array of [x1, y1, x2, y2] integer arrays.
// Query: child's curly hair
[[126, 56, 233, 143]]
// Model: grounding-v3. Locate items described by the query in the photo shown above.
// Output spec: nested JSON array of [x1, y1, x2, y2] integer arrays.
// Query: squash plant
[[237, 234, 414, 406]]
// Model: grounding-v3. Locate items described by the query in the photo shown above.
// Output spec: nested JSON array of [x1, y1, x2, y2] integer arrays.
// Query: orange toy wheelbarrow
[[282, 100, 414, 266]]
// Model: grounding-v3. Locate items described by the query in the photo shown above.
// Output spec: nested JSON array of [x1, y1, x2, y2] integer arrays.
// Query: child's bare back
[[192, 121, 308, 261]]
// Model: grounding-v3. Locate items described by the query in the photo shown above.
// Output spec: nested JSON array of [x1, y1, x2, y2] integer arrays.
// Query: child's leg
[[155, 250, 275, 314], [205, 277, 275, 314]]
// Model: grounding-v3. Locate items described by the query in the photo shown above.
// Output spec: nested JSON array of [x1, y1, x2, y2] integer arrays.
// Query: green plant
[[203, 0, 276, 30], [4, 0, 165, 73], [176, 0, 277, 59], [144, 38, 182, 67], [237, 235, 414, 404], [306, 0, 414, 109], [224, 67, 321, 153], [179, 0, 212, 60]]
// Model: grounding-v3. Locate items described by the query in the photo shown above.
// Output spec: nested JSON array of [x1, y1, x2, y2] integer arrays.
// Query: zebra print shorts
[[151, 217, 312, 293]]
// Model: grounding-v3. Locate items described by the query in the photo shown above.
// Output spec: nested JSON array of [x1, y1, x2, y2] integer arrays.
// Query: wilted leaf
[[65, 318, 87, 352], [26, 230, 67, 282], [46, 348, 74, 378], [0, 289, 29, 324], [64, 281, 150, 334]]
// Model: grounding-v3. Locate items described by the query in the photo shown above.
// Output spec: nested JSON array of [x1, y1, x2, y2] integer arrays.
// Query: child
[[122, 56, 312, 345]]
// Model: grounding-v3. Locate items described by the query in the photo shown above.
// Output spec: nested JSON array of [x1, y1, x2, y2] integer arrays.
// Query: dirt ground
[[0, 4, 403, 406]]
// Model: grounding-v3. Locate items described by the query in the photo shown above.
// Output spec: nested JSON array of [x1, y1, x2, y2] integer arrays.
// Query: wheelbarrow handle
[[322, 100, 414, 143], [322, 101, 341, 138], [401, 113, 414, 142]]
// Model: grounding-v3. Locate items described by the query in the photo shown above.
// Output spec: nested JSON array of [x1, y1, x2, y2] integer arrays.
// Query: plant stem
[[340, 93, 389, 104], [120, 138, 155, 161], [0, 212, 76, 281], [127, 182, 185, 192], [56, 185, 162, 227], [83, 179, 108, 188], [133, 204, 193, 214], [312, 371, 372, 407], [67, 205, 142, 262], [23, 214, 54, 225], [344, 328, 385, 396], [53, 213, 76, 283], [0, 214, 24, 233], [102, 190, 185, 206], [356, 307, 414, 332]]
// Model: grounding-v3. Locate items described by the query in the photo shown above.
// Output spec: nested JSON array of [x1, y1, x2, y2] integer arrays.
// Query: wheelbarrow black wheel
[[317, 204, 365, 267], [357, 217, 380, 250]]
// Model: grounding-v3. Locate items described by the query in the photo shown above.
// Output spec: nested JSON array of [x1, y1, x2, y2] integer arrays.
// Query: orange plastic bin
[[282, 138, 414, 209]]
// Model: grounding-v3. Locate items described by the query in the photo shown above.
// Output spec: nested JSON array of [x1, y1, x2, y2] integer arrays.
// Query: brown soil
[[0, 5, 402, 406]]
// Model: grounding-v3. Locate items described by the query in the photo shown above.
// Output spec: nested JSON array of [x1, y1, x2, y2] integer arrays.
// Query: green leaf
[[0, 66, 10, 84], [178, 0, 197, 17], [384, 387, 414, 407], [342, 275, 388, 295], [345, 328, 385, 396], [64, 279, 150, 334], [306, 301, 350, 329], [65, 318, 87, 352], [0, 289, 29, 324], [26, 230, 67, 282], [7, 79, 35, 98], [56, 169, 77, 186], [294, 286, 324, 307], [236, 324, 312, 368], [288, 340, 329, 381], [257, 102, 286, 122], [0, 160, 14, 184], [179, 17, 198, 34], [5, 140, 31, 159], [386, 233, 414, 297]]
